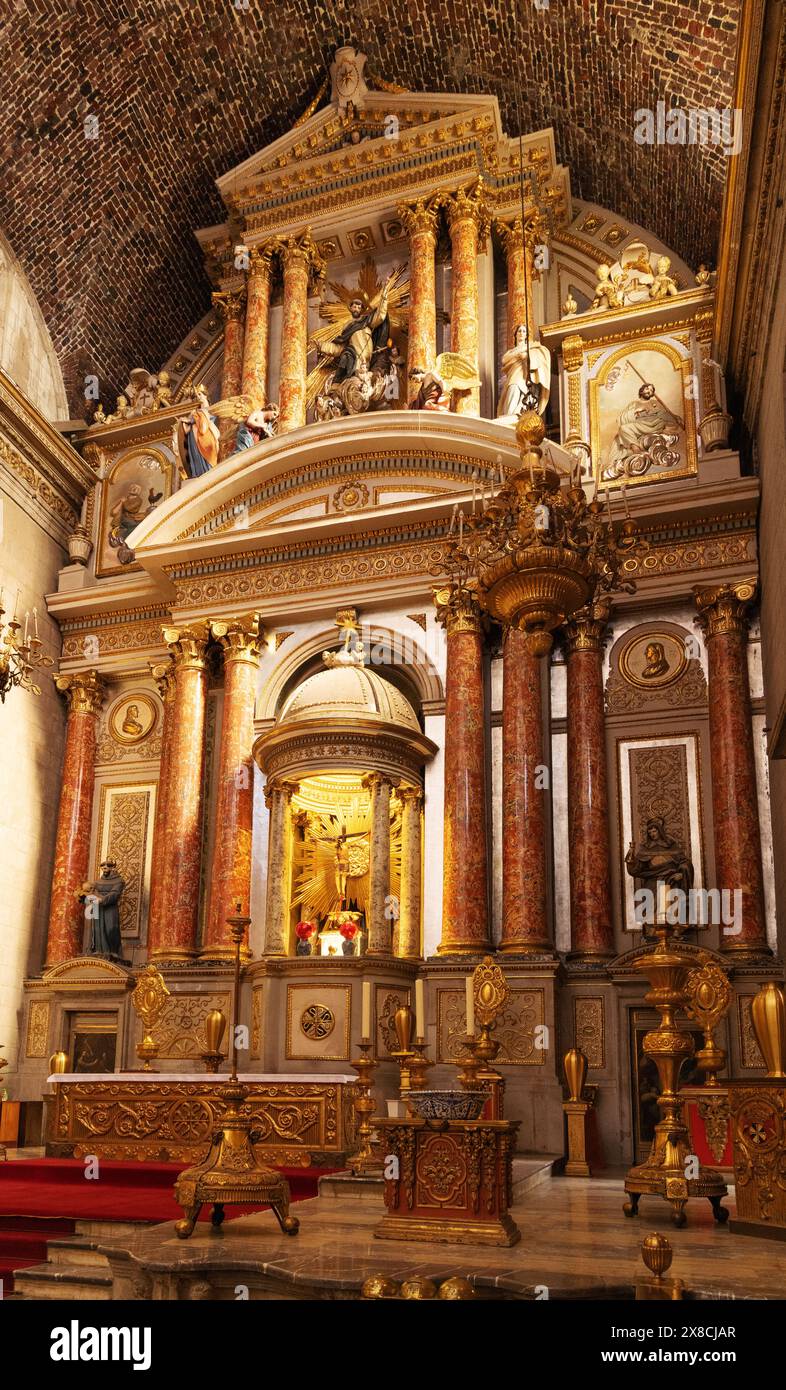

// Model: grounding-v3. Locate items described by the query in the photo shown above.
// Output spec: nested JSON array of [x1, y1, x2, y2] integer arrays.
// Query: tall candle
[[361, 981, 371, 1041], [465, 975, 475, 1037], [24, 610, 29, 644], [415, 979, 425, 1038], [33, 606, 39, 638]]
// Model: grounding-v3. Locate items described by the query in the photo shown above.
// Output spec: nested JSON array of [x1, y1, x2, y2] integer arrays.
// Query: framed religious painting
[[96, 447, 174, 576], [589, 339, 698, 491]]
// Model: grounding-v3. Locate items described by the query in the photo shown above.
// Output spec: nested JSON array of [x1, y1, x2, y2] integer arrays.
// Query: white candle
[[415, 979, 425, 1038], [465, 975, 475, 1037], [361, 981, 371, 1041], [23, 610, 29, 644], [33, 606, 39, 638]]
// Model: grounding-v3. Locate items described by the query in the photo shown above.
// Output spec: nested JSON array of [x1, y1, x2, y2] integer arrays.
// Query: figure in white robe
[[496, 325, 552, 424]]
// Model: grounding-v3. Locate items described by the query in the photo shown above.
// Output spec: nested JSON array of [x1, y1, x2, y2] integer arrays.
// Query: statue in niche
[[625, 817, 694, 925], [79, 861, 126, 959], [496, 325, 552, 423], [306, 258, 409, 419]]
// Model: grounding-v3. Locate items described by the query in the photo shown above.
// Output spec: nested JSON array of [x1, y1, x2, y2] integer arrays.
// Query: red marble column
[[500, 628, 550, 953], [445, 185, 488, 416], [398, 198, 439, 399], [203, 616, 263, 960], [46, 671, 105, 966], [436, 589, 490, 953], [146, 659, 176, 956], [278, 232, 324, 433], [695, 579, 768, 956], [212, 287, 246, 455], [565, 602, 615, 959], [498, 217, 537, 344], [152, 626, 209, 961], [241, 246, 274, 408]]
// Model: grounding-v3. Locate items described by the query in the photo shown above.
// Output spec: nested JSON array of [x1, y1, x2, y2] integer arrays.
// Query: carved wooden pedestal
[[728, 1080, 786, 1240], [374, 1117, 521, 1246], [563, 1099, 592, 1176]]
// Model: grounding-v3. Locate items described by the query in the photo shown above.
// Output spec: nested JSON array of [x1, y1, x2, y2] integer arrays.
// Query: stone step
[[12, 1262, 112, 1301], [74, 1218, 149, 1240], [511, 1155, 558, 1201], [46, 1237, 110, 1270]]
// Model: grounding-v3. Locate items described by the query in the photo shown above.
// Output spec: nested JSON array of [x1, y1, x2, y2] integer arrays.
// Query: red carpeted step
[[0, 1158, 335, 1224], [0, 1216, 77, 1293]]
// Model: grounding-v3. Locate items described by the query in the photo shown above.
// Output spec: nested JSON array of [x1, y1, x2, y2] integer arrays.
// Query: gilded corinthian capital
[[496, 211, 547, 258], [149, 658, 176, 705], [275, 229, 325, 289], [208, 613, 264, 664], [54, 669, 105, 715], [163, 623, 209, 669], [397, 196, 440, 240], [211, 288, 247, 323], [564, 600, 611, 653], [433, 584, 486, 636], [694, 579, 758, 639], [442, 180, 491, 243]]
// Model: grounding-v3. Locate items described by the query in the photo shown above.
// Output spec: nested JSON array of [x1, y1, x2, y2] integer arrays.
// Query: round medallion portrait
[[619, 631, 687, 690], [109, 692, 158, 746]]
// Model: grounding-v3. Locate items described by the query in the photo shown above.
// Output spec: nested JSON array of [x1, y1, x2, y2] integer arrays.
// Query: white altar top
[[48, 1072, 353, 1084]]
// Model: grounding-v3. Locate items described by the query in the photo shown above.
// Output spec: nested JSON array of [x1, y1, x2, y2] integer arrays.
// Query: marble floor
[[91, 1173, 786, 1300]]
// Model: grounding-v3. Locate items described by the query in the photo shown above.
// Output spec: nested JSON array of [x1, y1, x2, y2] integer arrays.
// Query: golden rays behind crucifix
[[292, 801, 402, 922]]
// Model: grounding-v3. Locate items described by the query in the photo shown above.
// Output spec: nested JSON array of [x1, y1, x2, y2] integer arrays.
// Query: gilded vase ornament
[[563, 1047, 588, 1103], [201, 1009, 228, 1074], [392, 1004, 415, 1054], [750, 982, 786, 1078], [435, 412, 644, 657], [684, 961, 731, 1085], [131, 964, 171, 1072], [641, 1232, 673, 1281], [49, 1050, 68, 1074]]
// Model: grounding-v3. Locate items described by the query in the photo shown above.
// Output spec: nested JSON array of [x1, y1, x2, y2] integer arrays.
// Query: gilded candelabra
[[435, 412, 643, 657], [623, 922, 728, 1227], [174, 907, 299, 1239], [457, 957, 509, 1118], [0, 602, 52, 701], [684, 960, 732, 1085], [348, 1041, 380, 1174]]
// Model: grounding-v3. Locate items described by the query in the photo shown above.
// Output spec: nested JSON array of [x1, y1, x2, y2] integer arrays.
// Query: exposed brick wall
[[0, 1, 738, 413]]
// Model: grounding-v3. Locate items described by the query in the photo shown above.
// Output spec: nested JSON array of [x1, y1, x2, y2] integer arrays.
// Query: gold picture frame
[[619, 630, 687, 691], [96, 446, 174, 577], [590, 339, 698, 491]]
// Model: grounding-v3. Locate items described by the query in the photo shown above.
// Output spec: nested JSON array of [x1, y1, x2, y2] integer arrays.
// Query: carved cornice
[[694, 578, 758, 639], [54, 668, 105, 716], [561, 333, 585, 372]]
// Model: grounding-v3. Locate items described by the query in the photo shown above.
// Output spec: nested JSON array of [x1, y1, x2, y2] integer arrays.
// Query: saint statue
[[602, 382, 683, 480], [625, 817, 694, 909], [321, 278, 393, 384], [496, 325, 552, 423], [80, 861, 126, 958], [642, 641, 669, 679], [649, 256, 679, 300], [409, 371, 450, 412], [306, 259, 409, 419], [233, 405, 279, 453], [175, 386, 220, 478]]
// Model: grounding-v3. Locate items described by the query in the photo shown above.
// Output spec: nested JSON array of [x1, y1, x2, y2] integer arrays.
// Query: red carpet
[[0, 1157, 333, 1292]]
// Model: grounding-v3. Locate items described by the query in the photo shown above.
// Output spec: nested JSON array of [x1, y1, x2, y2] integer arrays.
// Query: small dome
[[281, 663, 420, 732]]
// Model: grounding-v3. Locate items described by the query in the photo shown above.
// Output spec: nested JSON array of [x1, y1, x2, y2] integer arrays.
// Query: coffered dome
[[281, 664, 420, 733]]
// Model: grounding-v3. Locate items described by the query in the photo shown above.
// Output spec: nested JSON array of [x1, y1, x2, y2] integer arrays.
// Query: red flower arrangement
[[295, 921, 315, 941], [339, 921, 357, 941]]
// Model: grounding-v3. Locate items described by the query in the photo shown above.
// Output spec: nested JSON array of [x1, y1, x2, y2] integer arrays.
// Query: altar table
[[45, 1073, 358, 1168]]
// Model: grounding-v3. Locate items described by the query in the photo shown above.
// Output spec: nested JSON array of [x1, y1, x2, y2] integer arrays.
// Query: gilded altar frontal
[[2, 3, 786, 1346]]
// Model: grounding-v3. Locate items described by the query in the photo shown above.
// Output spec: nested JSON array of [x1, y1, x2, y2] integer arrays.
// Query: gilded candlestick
[[348, 1041, 380, 1174]]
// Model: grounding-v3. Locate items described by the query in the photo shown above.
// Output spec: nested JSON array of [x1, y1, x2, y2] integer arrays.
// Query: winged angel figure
[[172, 385, 255, 480], [306, 258, 410, 419]]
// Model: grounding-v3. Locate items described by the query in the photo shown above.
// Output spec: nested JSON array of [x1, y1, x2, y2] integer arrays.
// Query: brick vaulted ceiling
[[0, 0, 740, 413]]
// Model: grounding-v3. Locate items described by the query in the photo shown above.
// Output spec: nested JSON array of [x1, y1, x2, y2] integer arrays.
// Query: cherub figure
[[154, 370, 173, 409], [649, 255, 679, 300], [592, 264, 623, 310]]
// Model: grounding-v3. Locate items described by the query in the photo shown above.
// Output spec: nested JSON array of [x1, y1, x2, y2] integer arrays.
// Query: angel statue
[[408, 355, 481, 411], [496, 325, 552, 424], [306, 258, 409, 419], [172, 385, 252, 480]]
